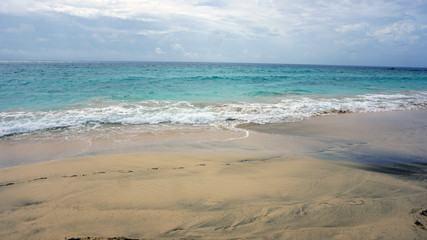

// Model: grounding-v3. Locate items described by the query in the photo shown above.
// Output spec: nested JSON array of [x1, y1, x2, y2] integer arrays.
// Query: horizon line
[[0, 59, 426, 69]]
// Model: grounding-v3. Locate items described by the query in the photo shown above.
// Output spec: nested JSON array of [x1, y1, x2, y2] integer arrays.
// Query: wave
[[1, 92, 426, 137]]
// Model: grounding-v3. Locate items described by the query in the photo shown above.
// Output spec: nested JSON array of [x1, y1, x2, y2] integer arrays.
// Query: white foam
[[1, 91, 426, 137]]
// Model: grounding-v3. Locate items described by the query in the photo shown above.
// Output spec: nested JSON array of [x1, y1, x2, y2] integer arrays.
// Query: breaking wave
[[1, 91, 426, 137]]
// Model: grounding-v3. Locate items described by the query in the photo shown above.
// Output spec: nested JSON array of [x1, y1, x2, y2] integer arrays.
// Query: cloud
[[155, 47, 165, 54], [6, 23, 34, 33], [171, 43, 185, 52], [1, 0, 425, 41], [0, 0, 426, 66], [138, 28, 188, 36], [0, 0, 318, 39], [171, 43, 198, 58], [372, 21, 418, 43], [336, 23, 368, 33]]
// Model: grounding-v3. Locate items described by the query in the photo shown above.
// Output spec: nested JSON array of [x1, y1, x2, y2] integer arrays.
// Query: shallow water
[[1, 62, 426, 167], [1, 61, 426, 138], [244, 111, 427, 166]]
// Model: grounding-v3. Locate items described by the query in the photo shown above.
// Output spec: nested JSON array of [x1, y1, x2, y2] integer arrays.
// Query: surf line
[[223, 127, 250, 141]]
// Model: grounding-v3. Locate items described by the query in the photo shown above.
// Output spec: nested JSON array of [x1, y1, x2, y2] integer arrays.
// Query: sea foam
[[1, 92, 426, 137]]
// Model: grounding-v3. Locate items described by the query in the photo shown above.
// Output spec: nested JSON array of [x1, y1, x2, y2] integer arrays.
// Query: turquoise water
[[1, 61, 426, 137]]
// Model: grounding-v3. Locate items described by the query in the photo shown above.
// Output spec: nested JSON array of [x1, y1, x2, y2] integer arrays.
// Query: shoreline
[[0, 110, 426, 239], [1, 110, 426, 170], [242, 110, 427, 164]]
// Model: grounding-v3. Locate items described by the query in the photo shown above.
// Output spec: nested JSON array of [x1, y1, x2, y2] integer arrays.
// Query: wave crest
[[1, 92, 426, 137]]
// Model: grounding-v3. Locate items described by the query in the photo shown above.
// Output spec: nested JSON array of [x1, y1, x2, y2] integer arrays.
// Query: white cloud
[[171, 43, 185, 52], [155, 47, 165, 54], [333, 39, 368, 47], [372, 22, 418, 43], [336, 23, 368, 33], [171, 43, 198, 58], [138, 27, 188, 36], [1, 0, 425, 41], [6, 23, 34, 33], [0, 0, 344, 38], [1, 0, 426, 66]]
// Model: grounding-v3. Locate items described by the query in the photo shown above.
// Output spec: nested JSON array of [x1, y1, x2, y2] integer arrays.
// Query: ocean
[[1, 61, 426, 140]]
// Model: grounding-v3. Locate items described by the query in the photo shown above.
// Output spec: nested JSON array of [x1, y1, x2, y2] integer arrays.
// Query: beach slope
[[0, 153, 426, 239]]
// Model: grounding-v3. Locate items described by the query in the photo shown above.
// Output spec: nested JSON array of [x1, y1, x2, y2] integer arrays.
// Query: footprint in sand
[[0, 182, 15, 187], [66, 237, 138, 240], [62, 175, 78, 178], [348, 199, 364, 205], [215, 226, 232, 231], [28, 177, 48, 182], [2, 177, 49, 188], [415, 220, 426, 230], [409, 208, 427, 231], [164, 227, 185, 236]]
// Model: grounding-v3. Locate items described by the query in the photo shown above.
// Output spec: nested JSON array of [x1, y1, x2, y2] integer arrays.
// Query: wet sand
[[243, 110, 427, 163], [0, 111, 426, 239]]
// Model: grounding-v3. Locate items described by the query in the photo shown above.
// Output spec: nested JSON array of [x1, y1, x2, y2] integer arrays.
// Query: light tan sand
[[0, 153, 426, 239], [1, 111, 427, 239]]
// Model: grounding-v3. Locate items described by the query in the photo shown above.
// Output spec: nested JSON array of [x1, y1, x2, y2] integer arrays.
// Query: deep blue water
[[1, 61, 426, 137]]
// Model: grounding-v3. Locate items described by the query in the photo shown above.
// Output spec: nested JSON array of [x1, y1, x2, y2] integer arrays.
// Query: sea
[[1, 61, 426, 139]]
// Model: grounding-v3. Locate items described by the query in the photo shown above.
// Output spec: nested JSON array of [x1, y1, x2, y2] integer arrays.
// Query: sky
[[1, 0, 426, 67]]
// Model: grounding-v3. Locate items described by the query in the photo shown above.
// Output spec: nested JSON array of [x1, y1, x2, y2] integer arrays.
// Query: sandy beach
[[1, 111, 426, 239], [2, 0, 427, 238]]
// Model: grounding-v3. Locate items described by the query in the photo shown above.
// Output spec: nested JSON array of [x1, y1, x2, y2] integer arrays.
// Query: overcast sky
[[1, 0, 426, 67]]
